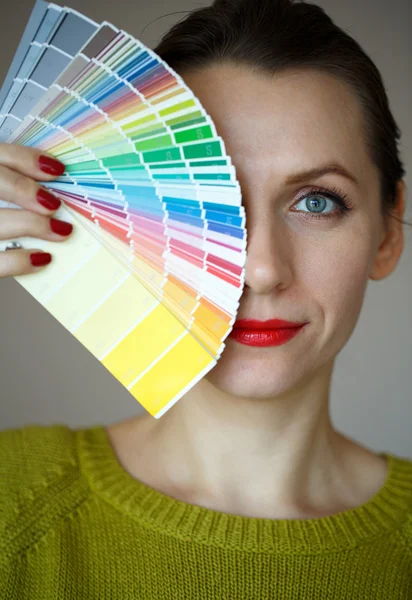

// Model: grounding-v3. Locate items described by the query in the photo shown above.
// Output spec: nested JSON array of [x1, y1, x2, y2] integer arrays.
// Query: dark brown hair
[[150, 0, 410, 228]]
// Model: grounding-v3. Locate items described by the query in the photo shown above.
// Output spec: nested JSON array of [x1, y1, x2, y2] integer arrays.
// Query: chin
[[202, 334, 335, 400], [203, 356, 304, 399]]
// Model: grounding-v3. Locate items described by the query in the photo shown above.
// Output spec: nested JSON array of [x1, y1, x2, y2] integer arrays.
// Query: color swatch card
[[0, 0, 247, 418]]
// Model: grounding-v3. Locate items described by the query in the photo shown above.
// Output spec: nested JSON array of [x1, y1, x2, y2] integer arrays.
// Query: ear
[[369, 180, 406, 281]]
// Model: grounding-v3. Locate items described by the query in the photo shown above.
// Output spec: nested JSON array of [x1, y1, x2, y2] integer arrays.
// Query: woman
[[0, 0, 411, 597]]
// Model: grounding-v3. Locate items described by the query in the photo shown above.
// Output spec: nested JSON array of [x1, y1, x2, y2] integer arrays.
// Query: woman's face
[[180, 65, 390, 398]]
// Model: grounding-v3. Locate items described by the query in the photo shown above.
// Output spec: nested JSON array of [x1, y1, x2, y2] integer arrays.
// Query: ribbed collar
[[77, 425, 412, 555]]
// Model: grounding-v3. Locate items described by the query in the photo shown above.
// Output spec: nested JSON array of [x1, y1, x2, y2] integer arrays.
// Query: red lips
[[233, 319, 306, 330]]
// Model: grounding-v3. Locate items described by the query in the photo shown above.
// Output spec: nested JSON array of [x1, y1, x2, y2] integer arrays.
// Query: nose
[[243, 220, 294, 295]]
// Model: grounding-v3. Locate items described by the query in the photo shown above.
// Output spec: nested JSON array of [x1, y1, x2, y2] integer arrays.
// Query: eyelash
[[292, 186, 355, 220]]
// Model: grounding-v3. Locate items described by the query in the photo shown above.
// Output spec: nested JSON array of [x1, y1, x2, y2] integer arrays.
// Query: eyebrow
[[285, 163, 359, 187]]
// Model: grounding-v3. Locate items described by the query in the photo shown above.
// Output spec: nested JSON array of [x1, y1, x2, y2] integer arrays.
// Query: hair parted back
[[152, 0, 410, 228]]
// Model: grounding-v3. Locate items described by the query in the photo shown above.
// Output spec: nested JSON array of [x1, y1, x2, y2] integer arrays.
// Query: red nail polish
[[38, 155, 65, 176], [30, 252, 52, 267], [50, 218, 73, 236], [36, 188, 61, 211]]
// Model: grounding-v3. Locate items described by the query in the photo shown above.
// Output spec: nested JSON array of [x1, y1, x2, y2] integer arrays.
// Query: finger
[[0, 248, 52, 277], [0, 164, 62, 213], [0, 143, 65, 181], [0, 208, 73, 242]]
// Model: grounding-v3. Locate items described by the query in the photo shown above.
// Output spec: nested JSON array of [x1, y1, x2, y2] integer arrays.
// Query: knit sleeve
[[0, 424, 79, 556]]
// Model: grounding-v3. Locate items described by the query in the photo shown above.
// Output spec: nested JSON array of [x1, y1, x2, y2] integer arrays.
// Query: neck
[[112, 361, 380, 519]]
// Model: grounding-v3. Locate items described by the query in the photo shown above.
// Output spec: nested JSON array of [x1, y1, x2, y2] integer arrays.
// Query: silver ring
[[5, 241, 24, 251]]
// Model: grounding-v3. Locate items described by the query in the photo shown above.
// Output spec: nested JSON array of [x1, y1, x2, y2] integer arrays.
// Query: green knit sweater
[[0, 424, 411, 599]]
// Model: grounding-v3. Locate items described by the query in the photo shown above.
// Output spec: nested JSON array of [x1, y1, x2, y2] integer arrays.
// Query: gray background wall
[[0, 0, 411, 457]]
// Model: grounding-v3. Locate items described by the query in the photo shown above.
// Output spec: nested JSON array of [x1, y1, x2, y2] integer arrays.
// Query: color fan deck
[[0, 0, 247, 418]]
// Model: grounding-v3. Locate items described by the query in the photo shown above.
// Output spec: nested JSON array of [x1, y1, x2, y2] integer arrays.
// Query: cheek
[[303, 234, 374, 336]]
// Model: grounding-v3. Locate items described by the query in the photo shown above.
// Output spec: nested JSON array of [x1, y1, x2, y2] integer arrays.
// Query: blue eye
[[292, 187, 354, 220]]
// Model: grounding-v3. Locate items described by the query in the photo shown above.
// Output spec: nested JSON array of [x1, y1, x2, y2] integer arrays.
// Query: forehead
[[180, 64, 368, 175]]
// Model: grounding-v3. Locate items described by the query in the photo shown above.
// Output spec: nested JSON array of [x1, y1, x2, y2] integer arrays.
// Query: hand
[[0, 143, 73, 277]]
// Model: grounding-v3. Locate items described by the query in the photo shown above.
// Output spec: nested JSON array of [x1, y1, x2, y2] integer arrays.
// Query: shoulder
[[0, 424, 88, 559], [389, 452, 412, 555], [0, 423, 78, 491]]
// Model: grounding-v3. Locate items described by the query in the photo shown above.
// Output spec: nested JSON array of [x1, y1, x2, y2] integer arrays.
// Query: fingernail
[[30, 252, 52, 267], [50, 218, 73, 236], [38, 155, 65, 176], [37, 188, 61, 211]]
